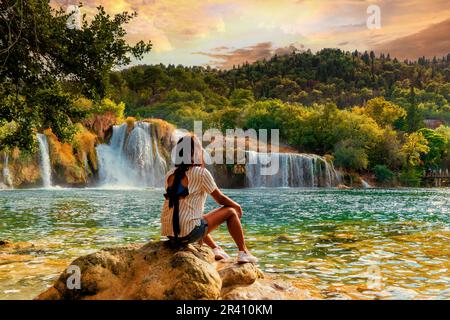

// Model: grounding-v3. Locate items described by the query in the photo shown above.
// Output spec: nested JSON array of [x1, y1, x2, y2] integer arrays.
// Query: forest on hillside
[[109, 50, 450, 185]]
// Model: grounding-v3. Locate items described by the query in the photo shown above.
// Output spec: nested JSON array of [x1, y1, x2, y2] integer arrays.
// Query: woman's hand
[[234, 204, 243, 218], [211, 189, 243, 218]]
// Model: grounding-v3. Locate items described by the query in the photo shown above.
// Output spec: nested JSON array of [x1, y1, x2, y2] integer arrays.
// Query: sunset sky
[[52, 0, 450, 69]]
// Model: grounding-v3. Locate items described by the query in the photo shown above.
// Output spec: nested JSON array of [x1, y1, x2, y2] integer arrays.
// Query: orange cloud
[[373, 19, 450, 60], [51, 0, 228, 52], [194, 42, 304, 69], [50, 1, 450, 66]]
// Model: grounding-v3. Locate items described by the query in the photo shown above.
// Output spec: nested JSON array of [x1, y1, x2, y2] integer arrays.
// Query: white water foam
[[37, 134, 52, 188], [245, 151, 340, 188], [96, 122, 168, 188]]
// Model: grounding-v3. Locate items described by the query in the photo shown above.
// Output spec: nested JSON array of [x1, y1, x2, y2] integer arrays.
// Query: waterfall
[[96, 122, 168, 188], [95, 123, 340, 189], [361, 179, 372, 188], [245, 151, 340, 188], [2, 154, 13, 187], [37, 133, 52, 188]]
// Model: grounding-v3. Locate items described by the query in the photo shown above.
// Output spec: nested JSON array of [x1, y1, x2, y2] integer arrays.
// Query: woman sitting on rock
[[161, 134, 257, 264]]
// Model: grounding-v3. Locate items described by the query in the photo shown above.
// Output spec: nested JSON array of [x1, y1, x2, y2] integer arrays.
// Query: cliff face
[[35, 241, 314, 300]]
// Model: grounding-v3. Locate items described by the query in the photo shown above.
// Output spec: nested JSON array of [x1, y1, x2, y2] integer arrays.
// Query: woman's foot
[[213, 247, 230, 260], [237, 251, 258, 264]]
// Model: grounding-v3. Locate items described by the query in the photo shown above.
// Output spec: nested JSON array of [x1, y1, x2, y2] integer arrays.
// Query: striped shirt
[[160, 166, 218, 237]]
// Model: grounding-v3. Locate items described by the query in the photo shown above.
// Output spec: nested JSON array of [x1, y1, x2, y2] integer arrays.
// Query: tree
[[210, 107, 242, 131], [368, 129, 404, 169], [417, 128, 447, 169], [435, 125, 450, 168], [405, 86, 424, 132], [354, 97, 406, 127], [0, 1, 151, 151], [400, 132, 430, 186], [334, 140, 369, 171], [401, 132, 430, 168], [244, 100, 281, 132], [374, 165, 395, 184], [230, 89, 255, 108]]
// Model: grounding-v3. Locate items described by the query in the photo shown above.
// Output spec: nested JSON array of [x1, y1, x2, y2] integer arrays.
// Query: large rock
[[216, 260, 264, 287], [222, 279, 308, 300], [36, 241, 221, 300], [35, 241, 314, 300]]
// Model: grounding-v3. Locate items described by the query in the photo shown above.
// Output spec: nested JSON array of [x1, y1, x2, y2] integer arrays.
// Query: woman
[[161, 134, 257, 263]]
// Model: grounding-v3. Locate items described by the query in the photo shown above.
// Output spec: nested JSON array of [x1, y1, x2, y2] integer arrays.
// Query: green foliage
[[0, 1, 151, 151], [291, 103, 383, 156], [353, 97, 406, 127], [334, 140, 369, 170], [230, 89, 255, 107], [112, 49, 449, 126], [92, 99, 125, 120], [244, 100, 284, 132], [210, 107, 242, 131], [399, 168, 423, 187], [417, 128, 447, 169], [374, 165, 395, 184], [435, 125, 450, 168], [367, 129, 404, 170], [0, 121, 19, 151], [401, 132, 430, 168], [136, 89, 212, 130]]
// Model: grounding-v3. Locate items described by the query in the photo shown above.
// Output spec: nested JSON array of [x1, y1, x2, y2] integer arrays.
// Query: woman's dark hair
[[166, 134, 203, 238], [171, 134, 203, 188]]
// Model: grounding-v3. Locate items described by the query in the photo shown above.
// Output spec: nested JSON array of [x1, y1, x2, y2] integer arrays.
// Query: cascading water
[[96, 124, 340, 189], [96, 124, 139, 187], [96, 122, 168, 188], [361, 179, 372, 188], [2, 154, 13, 187], [37, 133, 52, 188], [245, 151, 340, 188]]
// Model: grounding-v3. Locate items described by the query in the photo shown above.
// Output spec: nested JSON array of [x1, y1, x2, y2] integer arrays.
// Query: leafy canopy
[[0, 0, 151, 151]]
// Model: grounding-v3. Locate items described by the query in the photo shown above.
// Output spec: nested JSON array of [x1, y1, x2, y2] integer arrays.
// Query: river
[[0, 188, 449, 299]]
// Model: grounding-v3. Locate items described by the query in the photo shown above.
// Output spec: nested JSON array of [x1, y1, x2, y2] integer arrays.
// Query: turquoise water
[[0, 188, 449, 299]]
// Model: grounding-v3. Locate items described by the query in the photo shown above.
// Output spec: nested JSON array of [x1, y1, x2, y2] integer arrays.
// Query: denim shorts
[[168, 219, 208, 244]]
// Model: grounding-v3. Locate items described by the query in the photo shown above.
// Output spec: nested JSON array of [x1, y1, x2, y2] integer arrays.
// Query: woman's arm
[[210, 189, 243, 218]]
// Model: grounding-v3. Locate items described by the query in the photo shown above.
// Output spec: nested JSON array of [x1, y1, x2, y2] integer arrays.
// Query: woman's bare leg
[[203, 206, 243, 249], [203, 206, 247, 252], [203, 234, 217, 249]]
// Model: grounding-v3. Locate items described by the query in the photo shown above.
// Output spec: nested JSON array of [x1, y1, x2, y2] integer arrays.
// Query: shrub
[[399, 168, 423, 187], [373, 165, 395, 184], [334, 141, 368, 170]]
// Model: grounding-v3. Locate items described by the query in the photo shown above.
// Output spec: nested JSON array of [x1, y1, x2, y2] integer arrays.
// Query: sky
[[52, 0, 450, 69]]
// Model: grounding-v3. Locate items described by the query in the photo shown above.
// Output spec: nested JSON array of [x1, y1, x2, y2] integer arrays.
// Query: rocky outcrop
[[35, 241, 310, 300], [35, 242, 221, 300]]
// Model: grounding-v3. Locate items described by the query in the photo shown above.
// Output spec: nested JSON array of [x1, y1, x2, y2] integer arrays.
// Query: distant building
[[424, 119, 447, 129]]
